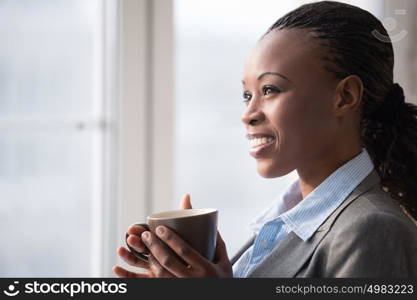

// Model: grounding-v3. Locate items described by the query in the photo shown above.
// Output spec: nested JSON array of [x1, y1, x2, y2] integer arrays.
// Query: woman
[[113, 1, 417, 278]]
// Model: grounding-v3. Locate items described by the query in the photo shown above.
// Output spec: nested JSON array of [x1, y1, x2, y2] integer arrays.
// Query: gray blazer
[[231, 170, 417, 277]]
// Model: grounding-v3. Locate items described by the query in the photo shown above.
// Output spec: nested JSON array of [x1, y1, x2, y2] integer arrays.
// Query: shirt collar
[[248, 178, 302, 234], [248, 148, 374, 240]]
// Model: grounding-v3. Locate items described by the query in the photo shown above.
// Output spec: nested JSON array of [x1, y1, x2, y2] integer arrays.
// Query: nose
[[241, 106, 264, 126]]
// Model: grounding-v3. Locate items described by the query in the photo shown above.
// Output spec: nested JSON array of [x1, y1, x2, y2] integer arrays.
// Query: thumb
[[180, 193, 192, 209]]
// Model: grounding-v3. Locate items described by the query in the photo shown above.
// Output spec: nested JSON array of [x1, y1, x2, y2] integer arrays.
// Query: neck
[[296, 146, 362, 199]]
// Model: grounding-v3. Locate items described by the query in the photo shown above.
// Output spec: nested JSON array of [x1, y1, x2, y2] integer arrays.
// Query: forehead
[[243, 29, 325, 81]]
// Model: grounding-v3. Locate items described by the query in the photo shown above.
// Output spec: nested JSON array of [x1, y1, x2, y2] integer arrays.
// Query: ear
[[333, 75, 363, 117]]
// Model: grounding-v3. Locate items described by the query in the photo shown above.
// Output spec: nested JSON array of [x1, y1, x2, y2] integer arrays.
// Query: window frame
[[111, 0, 174, 276]]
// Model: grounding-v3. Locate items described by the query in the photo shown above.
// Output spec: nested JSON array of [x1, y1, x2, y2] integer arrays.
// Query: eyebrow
[[241, 72, 291, 85]]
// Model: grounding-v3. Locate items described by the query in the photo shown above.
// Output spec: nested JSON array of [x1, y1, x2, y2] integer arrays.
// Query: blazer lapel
[[247, 169, 381, 277]]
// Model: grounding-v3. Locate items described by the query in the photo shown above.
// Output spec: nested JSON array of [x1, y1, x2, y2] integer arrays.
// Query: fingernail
[[142, 231, 149, 240], [156, 226, 165, 236]]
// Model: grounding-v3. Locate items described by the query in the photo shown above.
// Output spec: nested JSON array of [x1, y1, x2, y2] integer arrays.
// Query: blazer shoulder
[[330, 184, 417, 236]]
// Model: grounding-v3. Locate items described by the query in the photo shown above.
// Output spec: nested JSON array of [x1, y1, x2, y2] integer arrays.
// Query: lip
[[249, 138, 276, 158]]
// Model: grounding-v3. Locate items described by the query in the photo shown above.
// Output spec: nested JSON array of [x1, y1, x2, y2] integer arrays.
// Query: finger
[[127, 234, 147, 253], [213, 231, 229, 263], [180, 193, 192, 209], [141, 230, 189, 277], [117, 246, 150, 268], [127, 225, 147, 236], [148, 254, 176, 278], [155, 226, 206, 272], [112, 265, 150, 278]]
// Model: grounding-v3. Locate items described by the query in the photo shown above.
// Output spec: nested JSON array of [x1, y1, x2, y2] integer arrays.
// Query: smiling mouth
[[249, 136, 275, 149], [248, 135, 276, 158]]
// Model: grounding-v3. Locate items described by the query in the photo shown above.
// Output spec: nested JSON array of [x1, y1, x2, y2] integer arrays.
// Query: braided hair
[[264, 1, 417, 220]]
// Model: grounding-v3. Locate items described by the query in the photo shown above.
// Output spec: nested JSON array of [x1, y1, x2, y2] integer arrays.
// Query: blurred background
[[0, 0, 416, 277]]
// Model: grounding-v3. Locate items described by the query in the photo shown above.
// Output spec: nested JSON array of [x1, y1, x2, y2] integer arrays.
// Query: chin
[[256, 160, 293, 178]]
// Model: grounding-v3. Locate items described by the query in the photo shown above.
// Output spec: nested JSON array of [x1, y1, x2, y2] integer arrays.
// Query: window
[[0, 0, 117, 276]]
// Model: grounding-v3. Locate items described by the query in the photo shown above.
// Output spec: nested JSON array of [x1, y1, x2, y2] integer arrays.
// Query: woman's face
[[241, 29, 341, 178]]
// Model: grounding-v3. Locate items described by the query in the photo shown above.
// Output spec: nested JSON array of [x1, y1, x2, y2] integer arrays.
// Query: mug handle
[[125, 223, 150, 262]]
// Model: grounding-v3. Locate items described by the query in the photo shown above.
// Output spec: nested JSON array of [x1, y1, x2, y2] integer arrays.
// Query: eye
[[262, 85, 280, 95], [242, 91, 252, 103]]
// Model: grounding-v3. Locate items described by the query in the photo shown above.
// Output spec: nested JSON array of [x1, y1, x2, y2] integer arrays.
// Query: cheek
[[290, 103, 335, 152], [271, 97, 332, 153]]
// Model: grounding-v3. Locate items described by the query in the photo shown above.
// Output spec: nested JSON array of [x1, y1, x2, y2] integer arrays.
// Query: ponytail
[[362, 83, 417, 220]]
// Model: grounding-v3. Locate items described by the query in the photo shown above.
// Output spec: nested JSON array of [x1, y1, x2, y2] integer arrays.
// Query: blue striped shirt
[[233, 148, 374, 277]]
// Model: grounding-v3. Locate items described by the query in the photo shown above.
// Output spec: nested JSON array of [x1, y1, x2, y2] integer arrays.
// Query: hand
[[113, 194, 193, 277], [142, 225, 233, 278]]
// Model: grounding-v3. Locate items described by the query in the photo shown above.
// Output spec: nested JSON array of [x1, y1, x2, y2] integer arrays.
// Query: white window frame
[[109, 0, 174, 276]]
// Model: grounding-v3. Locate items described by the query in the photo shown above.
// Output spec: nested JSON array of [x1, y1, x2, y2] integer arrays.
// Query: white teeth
[[250, 136, 275, 148]]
